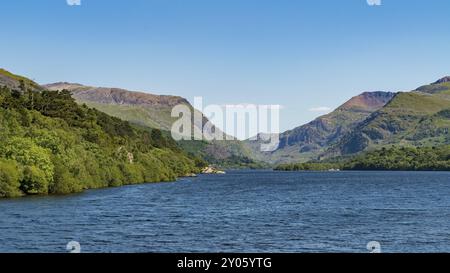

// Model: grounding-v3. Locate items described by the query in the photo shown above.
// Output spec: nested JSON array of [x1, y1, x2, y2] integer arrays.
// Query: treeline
[[275, 162, 343, 171], [275, 146, 450, 171], [0, 83, 206, 198]]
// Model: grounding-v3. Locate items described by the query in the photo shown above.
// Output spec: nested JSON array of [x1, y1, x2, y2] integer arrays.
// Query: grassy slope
[[244, 92, 395, 165], [75, 101, 263, 168], [326, 86, 450, 157], [77, 100, 176, 131]]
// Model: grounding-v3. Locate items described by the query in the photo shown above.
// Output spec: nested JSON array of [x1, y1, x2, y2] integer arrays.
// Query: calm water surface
[[1, 170, 450, 253]]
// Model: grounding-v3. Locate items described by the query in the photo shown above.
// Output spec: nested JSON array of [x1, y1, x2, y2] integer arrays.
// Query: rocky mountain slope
[[44, 82, 190, 131], [324, 77, 450, 158], [5, 67, 448, 167], [245, 91, 396, 164], [44, 82, 259, 168]]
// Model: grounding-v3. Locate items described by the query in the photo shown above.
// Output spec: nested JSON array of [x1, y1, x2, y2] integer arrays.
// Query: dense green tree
[[21, 165, 49, 195], [0, 85, 201, 198], [50, 161, 84, 194], [0, 159, 22, 198], [0, 137, 54, 183], [275, 145, 450, 171]]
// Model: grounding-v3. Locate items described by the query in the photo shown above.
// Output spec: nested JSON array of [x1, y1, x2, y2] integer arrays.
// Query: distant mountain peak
[[245, 91, 396, 164], [416, 76, 450, 94], [432, 76, 450, 85], [338, 91, 395, 112], [45, 82, 86, 88], [44, 82, 189, 107]]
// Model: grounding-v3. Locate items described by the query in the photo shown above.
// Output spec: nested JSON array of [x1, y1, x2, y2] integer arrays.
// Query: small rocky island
[[201, 166, 226, 174], [183, 166, 226, 178]]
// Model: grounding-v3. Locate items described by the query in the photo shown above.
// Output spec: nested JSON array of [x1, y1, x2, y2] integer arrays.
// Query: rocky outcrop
[[201, 166, 226, 174], [432, 76, 450, 85]]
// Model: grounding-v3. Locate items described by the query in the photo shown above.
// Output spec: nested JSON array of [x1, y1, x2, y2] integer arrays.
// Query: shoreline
[[3, 169, 450, 200], [0, 167, 230, 200]]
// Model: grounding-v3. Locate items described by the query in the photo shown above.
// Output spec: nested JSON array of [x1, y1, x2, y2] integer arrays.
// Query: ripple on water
[[0, 170, 450, 253]]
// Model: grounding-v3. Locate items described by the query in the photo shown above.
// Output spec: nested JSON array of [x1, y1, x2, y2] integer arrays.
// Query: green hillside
[[328, 80, 450, 157], [78, 101, 177, 131], [244, 91, 395, 164], [179, 139, 267, 169], [45, 82, 262, 168], [0, 83, 202, 198]]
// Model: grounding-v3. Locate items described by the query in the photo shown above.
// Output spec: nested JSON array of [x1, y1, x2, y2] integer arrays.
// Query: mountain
[[245, 91, 396, 164], [323, 77, 450, 158], [44, 82, 189, 131], [44, 82, 260, 168], [8, 67, 449, 168], [0, 70, 201, 198]]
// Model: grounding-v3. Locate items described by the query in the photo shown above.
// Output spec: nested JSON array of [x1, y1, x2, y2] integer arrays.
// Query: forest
[[0, 82, 206, 198], [275, 145, 450, 172]]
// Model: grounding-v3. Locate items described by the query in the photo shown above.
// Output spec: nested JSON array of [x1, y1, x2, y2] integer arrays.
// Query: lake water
[[0, 170, 450, 253]]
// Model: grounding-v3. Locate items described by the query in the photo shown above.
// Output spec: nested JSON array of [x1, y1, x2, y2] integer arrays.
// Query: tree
[[0, 159, 22, 198], [21, 165, 49, 195], [151, 129, 167, 148], [0, 137, 54, 184], [50, 162, 83, 194]]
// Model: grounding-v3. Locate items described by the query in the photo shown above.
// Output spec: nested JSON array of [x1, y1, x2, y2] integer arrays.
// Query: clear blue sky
[[1, 0, 450, 132]]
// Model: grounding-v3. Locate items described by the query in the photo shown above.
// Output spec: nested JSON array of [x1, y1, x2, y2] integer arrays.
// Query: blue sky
[[1, 0, 450, 133]]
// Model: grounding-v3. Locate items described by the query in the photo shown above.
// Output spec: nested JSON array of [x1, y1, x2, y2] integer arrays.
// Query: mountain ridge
[[244, 91, 396, 164], [432, 76, 450, 85], [43, 82, 194, 132], [321, 77, 450, 159], [44, 82, 190, 107], [3, 68, 449, 167], [43, 80, 258, 168]]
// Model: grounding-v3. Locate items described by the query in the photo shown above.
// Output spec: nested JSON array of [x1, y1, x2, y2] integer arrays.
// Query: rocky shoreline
[[201, 166, 226, 174], [183, 166, 226, 178]]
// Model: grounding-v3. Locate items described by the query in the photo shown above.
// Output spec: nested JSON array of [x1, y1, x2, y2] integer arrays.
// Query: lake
[[0, 170, 449, 253]]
